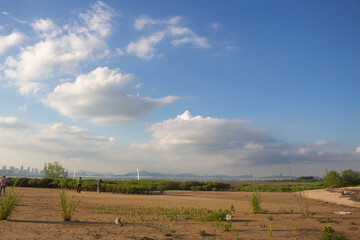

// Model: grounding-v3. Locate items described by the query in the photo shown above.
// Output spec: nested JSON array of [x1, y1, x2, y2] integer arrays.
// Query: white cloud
[[4, 34, 104, 94], [79, 0, 113, 37], [169, 26, 210, 48], [134, 15, 181, 30], [0, 31, 24, 55], [18, 104, 28, 112], [3, 1, 113, 95], [134, 15, 159, 30], [130, 111, 360, 171], [298, 147, 312, 155], [167, 16, 182, 25], [0, 113, 358, 174], [169, 26, 193, 36], [137, 111, 284, 168], [314, 140, 330, 146], [31, 19, 61, 38], [0, 117, 29, 129], [210, 22, 220, 30], [0, 117, 115, 168], [116, 47, 125, 55], [127, 15, 210, 59], [46, 67, 178, 123], [171, 35, 210, 48], [285, 125, 295, 131], [2, 11, 9, 15], [126, 31, 166, 60]]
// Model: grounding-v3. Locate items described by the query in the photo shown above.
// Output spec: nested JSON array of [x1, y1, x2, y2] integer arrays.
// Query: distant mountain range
[[74, 170, 303, 180]]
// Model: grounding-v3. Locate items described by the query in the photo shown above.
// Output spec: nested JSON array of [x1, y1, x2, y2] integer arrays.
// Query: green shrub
[[207, 209, 228, 221], [324, 170, 343, 188], [341, 169, 360, 186], [318, 225, 347, 240], [250, 192, 262, 214]]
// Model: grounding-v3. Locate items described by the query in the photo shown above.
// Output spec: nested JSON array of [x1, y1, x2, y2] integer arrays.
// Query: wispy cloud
[[18, 104, 28, 112], [285, 125, 296, 131], [134, 15, 160, 30], [126, 31, 166, 60], [126, 15, 210, 60], [314, 140, 332, 146], [210, 22, 220, 30]]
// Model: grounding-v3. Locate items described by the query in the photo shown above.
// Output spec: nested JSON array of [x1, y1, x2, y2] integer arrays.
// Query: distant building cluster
[[1, 165, 44, 177]]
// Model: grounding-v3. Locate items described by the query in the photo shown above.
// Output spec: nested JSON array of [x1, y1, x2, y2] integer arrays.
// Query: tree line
[[323, 169, 360, 188]]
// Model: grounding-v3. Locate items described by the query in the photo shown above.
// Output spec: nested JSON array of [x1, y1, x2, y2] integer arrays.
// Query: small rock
[[115, 218, 123, 225], [334, 211, 351, 215]]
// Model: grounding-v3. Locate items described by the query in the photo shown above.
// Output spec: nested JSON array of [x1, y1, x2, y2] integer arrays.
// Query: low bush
[[318, 225, 347, 240]]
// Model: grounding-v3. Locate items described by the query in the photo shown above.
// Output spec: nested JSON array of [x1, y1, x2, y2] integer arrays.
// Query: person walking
[[77, 177, 82, 193], [0, 176, 7, 196], [97, 179, 103, 194]]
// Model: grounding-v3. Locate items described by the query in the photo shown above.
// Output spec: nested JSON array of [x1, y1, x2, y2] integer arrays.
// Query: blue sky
[[0, 0, 359, 176]]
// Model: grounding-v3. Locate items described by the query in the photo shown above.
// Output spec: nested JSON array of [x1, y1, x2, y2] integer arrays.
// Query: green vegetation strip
[[6, 178, 231, 194]]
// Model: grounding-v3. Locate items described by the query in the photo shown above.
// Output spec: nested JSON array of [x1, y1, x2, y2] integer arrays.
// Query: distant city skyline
[[1, 164, 42, 176], [0, 0, 359, 176]]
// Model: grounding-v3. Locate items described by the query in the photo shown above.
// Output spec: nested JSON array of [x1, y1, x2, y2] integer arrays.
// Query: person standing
[[77, 177, 82, 193], [0, 176, 7, 196], [97, 179, 103, 194]]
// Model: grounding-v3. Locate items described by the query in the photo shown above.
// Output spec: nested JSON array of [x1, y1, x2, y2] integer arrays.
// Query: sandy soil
[[305, 187, 360, 208], [1, 187, 360, 239]]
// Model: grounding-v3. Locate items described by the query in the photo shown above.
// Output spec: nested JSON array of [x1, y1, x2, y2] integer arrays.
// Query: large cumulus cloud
[[46, 67, 178, 123], [133, 111, 360, 171]]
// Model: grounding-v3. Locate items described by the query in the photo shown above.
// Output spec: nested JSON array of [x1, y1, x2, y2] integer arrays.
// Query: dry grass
[[297, 190, 310, 218]]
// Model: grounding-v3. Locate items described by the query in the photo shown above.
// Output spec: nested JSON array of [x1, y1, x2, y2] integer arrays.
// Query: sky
[[0, 0, 359, 177]]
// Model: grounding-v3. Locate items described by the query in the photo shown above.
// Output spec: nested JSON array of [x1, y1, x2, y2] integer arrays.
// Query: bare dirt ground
[[1, 187, 360, 239], [305, 187, 360, 208]]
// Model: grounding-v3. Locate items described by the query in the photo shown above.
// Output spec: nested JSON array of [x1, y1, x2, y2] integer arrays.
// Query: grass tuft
[[59, 189, 81, 221], [0, 184, 21, 220], [250, 191, 262, 214]]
